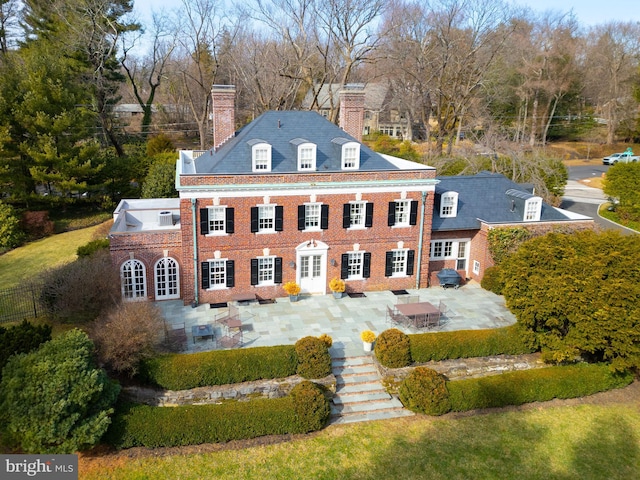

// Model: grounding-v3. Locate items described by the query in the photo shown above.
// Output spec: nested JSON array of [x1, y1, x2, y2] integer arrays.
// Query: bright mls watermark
[[1, 455, 77, 479]]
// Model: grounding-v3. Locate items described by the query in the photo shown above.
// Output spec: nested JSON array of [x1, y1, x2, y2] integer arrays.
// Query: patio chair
[[218, 328, 243, 349], [397, 295, 420, 305], [213, 304, 239, 327]]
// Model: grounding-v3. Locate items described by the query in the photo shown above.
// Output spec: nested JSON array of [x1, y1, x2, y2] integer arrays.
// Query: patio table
[[395, 301, 440, 328], [192, 324, 215, 343]]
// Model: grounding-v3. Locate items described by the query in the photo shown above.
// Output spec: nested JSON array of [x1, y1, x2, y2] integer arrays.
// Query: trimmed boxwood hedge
[[138, 345, 298, 390], [106, 381, 329, 448], [295, 336, 332, 379], [409, 325, 534, 363], [446, 363, 634, 412]]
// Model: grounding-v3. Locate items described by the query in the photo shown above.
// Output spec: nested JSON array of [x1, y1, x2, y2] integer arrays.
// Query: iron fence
[[0, 282, 47, 324]]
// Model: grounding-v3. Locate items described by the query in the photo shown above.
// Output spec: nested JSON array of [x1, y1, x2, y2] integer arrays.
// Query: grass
[[0, 221, 110, 290], [599, 205, 640, 233], [80, 403, 640, 480]]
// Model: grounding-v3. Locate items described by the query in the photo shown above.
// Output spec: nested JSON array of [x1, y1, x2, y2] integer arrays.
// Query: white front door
[[296, 240, 328, 294]]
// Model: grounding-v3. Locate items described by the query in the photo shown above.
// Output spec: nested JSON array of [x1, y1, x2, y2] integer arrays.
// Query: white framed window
[[208, 206, 226, 234], [430, 240, 468, 263], [391, 250, 407, 276], [252, 143, 272, 172], [524, 197, 542, 221], [342, 142, 360, 169], [347, 251, 364, 279], [257, 256, 275, 285], [440, 191, 458, 218], [456, 242, 467, 270], [208, 259, 227, 289], [305, 203, 321, 230], [121, 259, 147, 300], [298, 143, 316, 171], [258, 205, 275, 232], [473, 260, 481, 275], [349, 201, 366, 228], [394, 200, 411, 226], [155, 257, 179, 300]]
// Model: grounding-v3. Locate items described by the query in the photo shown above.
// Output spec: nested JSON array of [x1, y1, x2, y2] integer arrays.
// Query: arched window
[[154, 257, 180, 300], [121, 259, 147, 300]]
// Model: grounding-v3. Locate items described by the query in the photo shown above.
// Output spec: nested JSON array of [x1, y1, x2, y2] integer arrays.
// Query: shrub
[[290, 381, 331, 432], [138, 345, 298, 390], [0, 329, 120, 453], [446, 363, 634, 412], [480, 266, 504, 295], [77, 238, 110, 257], [20, 210, 55, 240], [0, 320, 52, 379], [0, 201, 25, 249], [146, 134, 175, 157], [295, 336, 332, 379], [399, 367, 451, 415], [409, 325, 534, 362], [374, 328, 411, 368], [92, 302, 165, 376], [318, 333, 333, 348]]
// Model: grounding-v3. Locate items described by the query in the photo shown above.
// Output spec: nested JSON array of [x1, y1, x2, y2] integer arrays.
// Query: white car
[[603, 151, 639, 165]]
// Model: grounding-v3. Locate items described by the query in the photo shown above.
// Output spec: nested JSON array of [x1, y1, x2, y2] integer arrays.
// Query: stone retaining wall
[[123, 375, 336, 407]]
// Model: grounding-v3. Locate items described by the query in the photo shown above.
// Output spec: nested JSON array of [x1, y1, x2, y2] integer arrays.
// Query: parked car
[[603, 149, 639, 165]]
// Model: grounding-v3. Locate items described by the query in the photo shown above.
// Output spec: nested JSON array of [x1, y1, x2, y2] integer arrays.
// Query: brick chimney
[[339, 84, 365, 142], [211, 85, 236, 151]]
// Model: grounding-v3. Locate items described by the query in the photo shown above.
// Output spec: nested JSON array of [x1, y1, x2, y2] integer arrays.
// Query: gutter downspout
[[191, 198, 199, 307], [416, 191, 427, 289]]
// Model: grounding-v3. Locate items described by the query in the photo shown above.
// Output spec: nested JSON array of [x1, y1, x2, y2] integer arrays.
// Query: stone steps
[[330, 354, 413, 425]]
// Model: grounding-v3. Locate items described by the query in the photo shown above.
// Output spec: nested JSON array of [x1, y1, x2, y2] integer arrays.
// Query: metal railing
[[0, 283, 47, 324]]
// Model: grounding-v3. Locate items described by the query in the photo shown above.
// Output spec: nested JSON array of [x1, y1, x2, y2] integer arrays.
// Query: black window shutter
[[200, 208, 209, 235], [250, 207, 258, 232], [226, 208, 234, 234], [201, 262, 210, 289], [226, 260, 235, 287], [274, 257, 283, 283], [298, 205, 306, 230], [363, 252, 371, 278], [250, 259, 259, 285], [321, 204, 329, 229], [384, 251, 393, 277], [275, 206, 284, 231], [407, 250, 415, 276], [342, 203, 350, 228], [409, 201, 418, 225], [365, 202, 374, 227], [340, 253, 349, 279], [388, 201, 396, 226]]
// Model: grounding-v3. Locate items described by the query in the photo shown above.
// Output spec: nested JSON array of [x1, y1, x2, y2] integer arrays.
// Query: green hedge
[[295, 336, 332, 379], [409, 325, 534, 362], [138, 345, 298, 390], [106, 381, 329, 448], [446, 363, 634, 412], [375, 328, 411, 368]]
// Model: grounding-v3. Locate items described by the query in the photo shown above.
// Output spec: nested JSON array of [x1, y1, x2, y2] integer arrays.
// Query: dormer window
[[251, 141, 271, 172], [292, 140, 316, 171], [524, 197, 542, 221], [440, 191, 458, 218], [342, 143, 360, 169]]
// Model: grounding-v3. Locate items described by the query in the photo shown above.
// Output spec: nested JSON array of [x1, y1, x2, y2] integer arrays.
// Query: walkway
[[157, 282, 517, 357]]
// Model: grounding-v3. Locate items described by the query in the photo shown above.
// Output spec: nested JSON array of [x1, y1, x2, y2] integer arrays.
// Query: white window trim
[[348, 200, 367, 230], [252, 143, 272, 172], [440, 191, 458, 218], [524, 197, 542, 221], [121, 259, 147, 300], [304, 202, 322, 232], [393, 199, 411, 227], [206, 205, 228, 236], [154, 257, 180, 300], [298, 143, 317, 171], [346, 251, 365, 280], [430, 239, 469, 261], [341, 142, 360, 170], [257, 204, 276, 234], [206, 258, 228, 291], [257, 255, 276, 286], [473, 260, 481, 275], [390, 248, 409, 277]]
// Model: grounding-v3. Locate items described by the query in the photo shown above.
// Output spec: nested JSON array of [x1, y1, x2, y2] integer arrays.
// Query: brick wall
[[211, 86, 236, 151]]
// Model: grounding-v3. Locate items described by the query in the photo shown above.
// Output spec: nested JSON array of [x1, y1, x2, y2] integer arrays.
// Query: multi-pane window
[[253, 144, 271, 171], [395, 200, 410, 225], [430, 240, 454, 259], [305, 203, 321, 229], [258, 257, 274, 284], [430, 240, 469, 270], [121, 259, 146, 300], [350, 202, 366, 227], [473, 260, 481, 275], [155, 257, 179, 299], [347, 252, 364, 278], [456, 242, 467, 270], [524, 198, 541, 221], [391, 250, 407, 275], [209, 260, 227, 287], [208, 206, 226, 233], [299, 147, 314, 170], [258, 205, 275, 232], [300, 255, 321, 279], [343, 147, 357, 168], [440, 192, 458, 217]]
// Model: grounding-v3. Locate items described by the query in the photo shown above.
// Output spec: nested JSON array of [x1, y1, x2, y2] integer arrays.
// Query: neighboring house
[[109, 85, 593, 305], [302, 83, 411, 140]]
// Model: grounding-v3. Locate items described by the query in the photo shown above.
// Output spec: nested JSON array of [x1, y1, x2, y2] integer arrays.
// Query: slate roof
[[301, 83, 389, 111], [192, 111, 405, 174], [432, 172, 573, 231]]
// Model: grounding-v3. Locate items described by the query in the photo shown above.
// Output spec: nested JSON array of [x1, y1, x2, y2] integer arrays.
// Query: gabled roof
[[190, 111, 414, 174], [432, 172, 575, 231], [302, 83, 389, 111]]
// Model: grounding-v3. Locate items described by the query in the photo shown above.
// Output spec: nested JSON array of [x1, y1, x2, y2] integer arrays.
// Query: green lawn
[[81, 403, 640, 480], [599, 204, 640, 232], [0, 223, 107, 290]]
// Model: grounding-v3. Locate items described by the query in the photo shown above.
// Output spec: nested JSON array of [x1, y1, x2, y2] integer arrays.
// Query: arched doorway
[[296, 240, 329, 294], [120, 259, 147, 300], [154, 257, 180, 300]]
